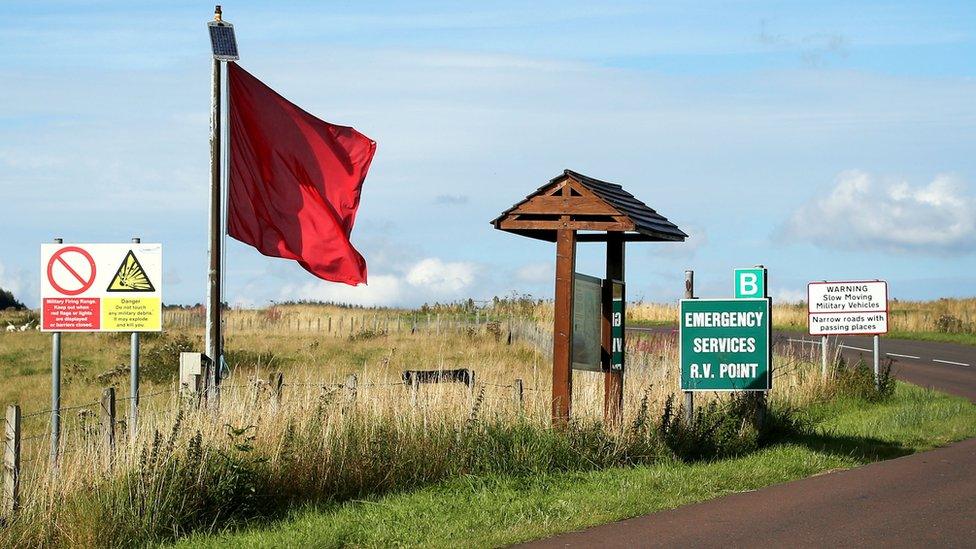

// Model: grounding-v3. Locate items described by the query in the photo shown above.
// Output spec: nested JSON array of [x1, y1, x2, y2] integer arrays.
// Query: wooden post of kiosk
[[552, 228, 576, 424], [492, 170, 686, 427]]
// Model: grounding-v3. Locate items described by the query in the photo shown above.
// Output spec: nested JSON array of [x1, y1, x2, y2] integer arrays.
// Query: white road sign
[[40, 243, 163, 332], [807, 280, 887, 335]]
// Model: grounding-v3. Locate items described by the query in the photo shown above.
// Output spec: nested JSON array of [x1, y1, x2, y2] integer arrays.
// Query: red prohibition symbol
[[47, 246, 97, 296]]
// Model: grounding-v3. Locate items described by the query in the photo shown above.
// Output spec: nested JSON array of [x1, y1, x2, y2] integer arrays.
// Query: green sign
[[680, 298, 771, 391], [572, 272, 602, 372], [609, 280, 625, 371], [734, 267, 766, 299]]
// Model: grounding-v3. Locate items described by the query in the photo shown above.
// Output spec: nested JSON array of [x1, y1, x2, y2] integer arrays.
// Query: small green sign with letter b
[[734, 267, 766, 299]]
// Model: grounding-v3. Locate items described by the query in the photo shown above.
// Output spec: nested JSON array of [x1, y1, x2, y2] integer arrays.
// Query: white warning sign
[[807, 280, 887, 335], [40, 243, 163, 332]]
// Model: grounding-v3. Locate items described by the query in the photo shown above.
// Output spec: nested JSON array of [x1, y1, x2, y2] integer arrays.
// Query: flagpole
[[205, 5, 224, 403]]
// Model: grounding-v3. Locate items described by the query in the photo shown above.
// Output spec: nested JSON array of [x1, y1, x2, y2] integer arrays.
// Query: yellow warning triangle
[[106, 250, 155, 292]]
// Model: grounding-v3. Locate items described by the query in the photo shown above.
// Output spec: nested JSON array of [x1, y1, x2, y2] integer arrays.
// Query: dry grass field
[[0, 303, 841, 546], [0, 300, 971, 547]]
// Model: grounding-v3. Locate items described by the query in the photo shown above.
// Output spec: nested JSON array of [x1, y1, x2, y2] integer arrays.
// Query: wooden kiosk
[[492, 170, 686, 426]]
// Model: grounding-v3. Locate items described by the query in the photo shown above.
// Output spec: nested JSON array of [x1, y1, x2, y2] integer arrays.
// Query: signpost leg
[[821, 335, 828, 379], [205, 55, 223, 407], [755, 264, 769, 429], [873, 335, 880, 388], [552, 228, 576, 426], [50, 237, 62, 469], [683, 269, 694, 426], [130, 237, 141, 441], [603, 233, 624, 428]]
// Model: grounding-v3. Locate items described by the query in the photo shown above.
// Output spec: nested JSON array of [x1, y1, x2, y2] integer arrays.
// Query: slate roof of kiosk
[[491, 169, 687, 243]]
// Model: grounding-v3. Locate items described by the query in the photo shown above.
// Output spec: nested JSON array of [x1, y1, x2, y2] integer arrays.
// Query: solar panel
[[208, 22, 239, 61]]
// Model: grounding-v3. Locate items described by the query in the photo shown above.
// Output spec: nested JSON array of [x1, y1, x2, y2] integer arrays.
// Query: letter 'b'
[[740, 273, 758, 296]]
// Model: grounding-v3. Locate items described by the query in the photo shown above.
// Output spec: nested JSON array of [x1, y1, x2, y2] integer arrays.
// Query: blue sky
[[1, 1, 974, 308]]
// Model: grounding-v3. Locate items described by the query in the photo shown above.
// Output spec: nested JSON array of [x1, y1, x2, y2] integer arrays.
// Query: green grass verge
[[172, 383, 976, 548]]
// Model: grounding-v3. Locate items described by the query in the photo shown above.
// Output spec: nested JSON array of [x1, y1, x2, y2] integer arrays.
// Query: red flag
[[227, 63, 376, 285]]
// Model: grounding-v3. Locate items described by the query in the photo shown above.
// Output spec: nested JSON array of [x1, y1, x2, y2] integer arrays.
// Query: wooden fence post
[[514, 379, 524, 411], [100, 388, 115, 470], [344, 374, 358, 411], [3, 404, 21, 517], [270, 372, 284, 405]]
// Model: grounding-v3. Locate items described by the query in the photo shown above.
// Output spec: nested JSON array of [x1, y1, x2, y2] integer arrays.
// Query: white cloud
[[514, 261, 554, 284], [405, 258, 476, 295], [278, 275, 403, 308], [782, 171, 976, 254], [270, 257, 478, 308]]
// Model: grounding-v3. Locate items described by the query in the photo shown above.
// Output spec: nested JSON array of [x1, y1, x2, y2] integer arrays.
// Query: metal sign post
[[683, 270, 694, 425], [205, 5, 239, 406], [821, 335, 828, 379], [874, 334, 881, 388], [734, 265, 771, 425], [205, 28, 224, 405], [50, 238, 62, 468], [130, 236, 140, 440]]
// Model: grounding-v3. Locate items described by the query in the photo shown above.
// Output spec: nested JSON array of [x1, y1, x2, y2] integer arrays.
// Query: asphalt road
[[780, 332, 976, 401], [521, 329, 976, 548]]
